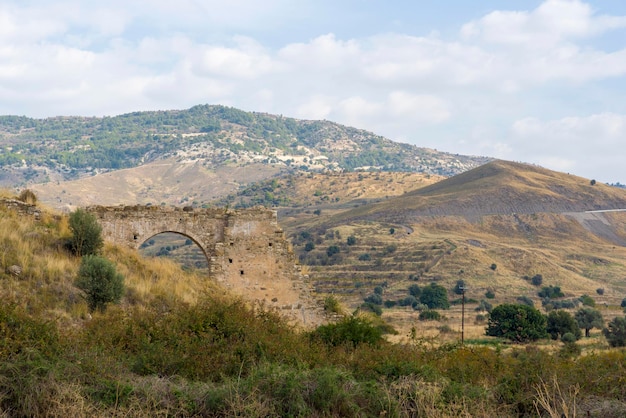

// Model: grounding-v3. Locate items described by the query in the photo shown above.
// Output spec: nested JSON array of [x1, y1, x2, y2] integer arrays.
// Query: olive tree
[[576, 307, 604, 338], [603, 316, 626, 347], [486, 303, 548, 343], [75, 255, 124, 312], [68, 208, 103, 256], [547, 310, 581, 341]]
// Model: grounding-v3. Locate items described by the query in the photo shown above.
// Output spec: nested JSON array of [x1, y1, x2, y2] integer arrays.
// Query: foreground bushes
[[3, 294, 626, 416]]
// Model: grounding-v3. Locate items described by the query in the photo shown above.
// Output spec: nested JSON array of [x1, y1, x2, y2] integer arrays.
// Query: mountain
[[0, 105, 489, 206]]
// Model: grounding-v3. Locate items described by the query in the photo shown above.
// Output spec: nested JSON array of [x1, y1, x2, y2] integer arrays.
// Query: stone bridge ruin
[[87, 205, 322, 326]]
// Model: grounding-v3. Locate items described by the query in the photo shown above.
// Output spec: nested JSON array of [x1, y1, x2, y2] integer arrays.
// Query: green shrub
[[311, 316, 383, 348], [324, 296, 341, 314], [604, 316, 626, 347], [516, 296, 534, 307], [75, 255, 124, 312], [546, 310, 581, 341], [538, 285, 564, 299], [486, 304, 547, 342], [408, 284, 421, 297], [420, 283, 450, 309], [530, 274, 543, 286], [419, 310, 441, 321], [68, 208, 103, 256], [579, 294, 595, 307]]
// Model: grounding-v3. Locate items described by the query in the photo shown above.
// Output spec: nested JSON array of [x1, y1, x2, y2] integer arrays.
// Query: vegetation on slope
[[0, 105, 489, 188], [3, 192, 626, 416]]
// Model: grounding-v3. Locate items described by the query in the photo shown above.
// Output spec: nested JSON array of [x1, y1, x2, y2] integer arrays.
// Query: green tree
[[419, 283, 449, 309], [326, 245, 340, 257], [68, 208, 103, 256], [75, 255, 124, 312], [603, 316, 626, 347], [579, 294, 595, 307], [408, 284, 421, 297], [546, 310, 582, 341], [575, 307, 604, 338], [531, 274, 543, 286], [486, 303, 548, 343]]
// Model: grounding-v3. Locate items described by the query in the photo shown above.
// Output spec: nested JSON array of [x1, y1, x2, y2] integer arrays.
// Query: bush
[[75, 255, 124, 312], [304, 242, 315, 252], [490, 263, 497, 271], [546, 310, 581, 341], [603, 316, 626, 347], [475, 300, 492, 313], [419, 310, 441, 321], [358, 253, 371, 261], [408, 284, 421, 297], [596, 288, 605, 295], [323, 296, 341, 314], [485, 290, 495, 299], [326, 246, 340, 257], [538, 285, 564, 299], [346, 236, 356, 246], [311, 316, 383, 348], [359, 303, 382, 316], [530, 274, 543, 286], [17, 189, 37, 205], [486, 304, 548, 342], [398, 296, 418, 308], [516, 296, 534, 307], [579, 294, 595, 307], [420, 283, 449, 309], [68, 208, 103, 256], [363, 294, 383, 305]]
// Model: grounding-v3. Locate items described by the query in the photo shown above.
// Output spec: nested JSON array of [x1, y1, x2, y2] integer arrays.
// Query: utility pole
[[460, 285, 466, 345]]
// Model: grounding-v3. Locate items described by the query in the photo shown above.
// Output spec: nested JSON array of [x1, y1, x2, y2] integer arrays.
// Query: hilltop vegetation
[[0, 105, 488, 189], [4, 194, 626, 416]]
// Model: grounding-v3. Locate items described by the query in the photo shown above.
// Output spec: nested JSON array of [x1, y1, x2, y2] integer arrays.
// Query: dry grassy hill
[[272, 161, 626, 338]]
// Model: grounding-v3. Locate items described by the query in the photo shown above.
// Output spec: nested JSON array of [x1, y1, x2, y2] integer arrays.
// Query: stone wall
[[87, 205, 323, 326]]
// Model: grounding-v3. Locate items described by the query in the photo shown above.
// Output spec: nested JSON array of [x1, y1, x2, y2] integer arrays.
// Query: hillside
[[327, 160, 626, 224], [0, 105, 489, 198], [4, 194, 626, 416], [240, 161, 626, 337]]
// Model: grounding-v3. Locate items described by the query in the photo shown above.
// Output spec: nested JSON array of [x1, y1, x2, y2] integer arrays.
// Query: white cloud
[[511, 113, 626, 181], [461, 0, 626, 46], [1, 0, 626, 182]]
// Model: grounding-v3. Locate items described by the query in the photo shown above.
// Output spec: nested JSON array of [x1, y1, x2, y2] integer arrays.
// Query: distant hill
[[0, 105, 489, 196], [325, 160, 626, 224]]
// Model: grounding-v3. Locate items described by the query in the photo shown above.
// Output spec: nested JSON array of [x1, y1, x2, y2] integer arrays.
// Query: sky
[[1, 0, 625, 183]]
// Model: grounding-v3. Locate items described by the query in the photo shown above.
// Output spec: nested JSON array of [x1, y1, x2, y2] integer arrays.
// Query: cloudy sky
[[1, 1, 625, 183]]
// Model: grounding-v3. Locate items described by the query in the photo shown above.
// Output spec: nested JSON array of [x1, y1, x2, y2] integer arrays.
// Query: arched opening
[[138, 232, 209, 274]]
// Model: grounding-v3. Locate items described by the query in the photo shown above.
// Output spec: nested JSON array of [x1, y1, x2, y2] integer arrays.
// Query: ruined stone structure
[[87, 205, 323, 326]]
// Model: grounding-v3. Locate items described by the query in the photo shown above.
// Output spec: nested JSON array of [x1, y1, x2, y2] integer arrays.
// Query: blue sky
[[1, 1, 625, 183]]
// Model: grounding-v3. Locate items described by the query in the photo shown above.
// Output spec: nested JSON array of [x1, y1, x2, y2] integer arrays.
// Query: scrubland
[[1, 198, 626, 417]]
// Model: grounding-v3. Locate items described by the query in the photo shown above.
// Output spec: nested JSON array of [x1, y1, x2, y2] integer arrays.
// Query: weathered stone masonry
[[87, 205, 323, 326]]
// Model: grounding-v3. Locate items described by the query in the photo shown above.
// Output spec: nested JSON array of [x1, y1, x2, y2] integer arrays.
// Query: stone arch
[[86, 205, 325, 326], [138, 230, 211, 270]]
